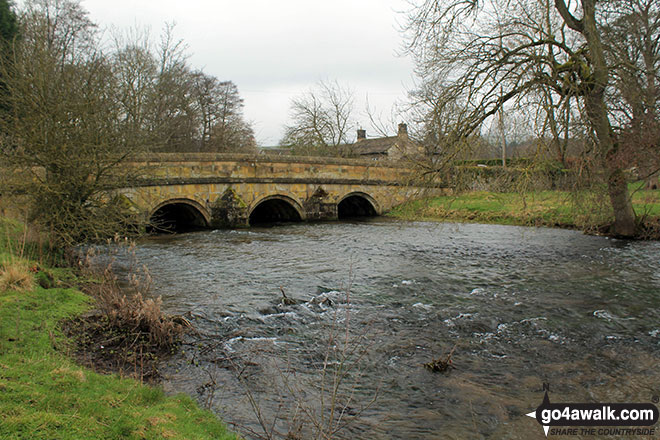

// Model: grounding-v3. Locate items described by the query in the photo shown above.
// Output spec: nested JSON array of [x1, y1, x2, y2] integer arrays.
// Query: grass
[[0, 262, 34, 293], [388, 186, 660, 230], [0, 217, 238, 440]]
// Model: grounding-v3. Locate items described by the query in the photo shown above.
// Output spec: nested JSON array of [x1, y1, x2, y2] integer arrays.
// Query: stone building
[[349, 123, 423, 161]]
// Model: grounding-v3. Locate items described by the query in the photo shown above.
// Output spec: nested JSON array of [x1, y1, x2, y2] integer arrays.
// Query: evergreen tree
[[0, 0, 17, 43], [0, 0, 18, 116]]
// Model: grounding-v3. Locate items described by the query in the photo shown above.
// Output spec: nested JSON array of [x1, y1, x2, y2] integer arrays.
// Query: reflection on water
[[114, 220, 660, 439]]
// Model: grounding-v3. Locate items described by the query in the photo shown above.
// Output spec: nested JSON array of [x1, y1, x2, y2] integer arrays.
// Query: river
[[119, 219, 660, 439]]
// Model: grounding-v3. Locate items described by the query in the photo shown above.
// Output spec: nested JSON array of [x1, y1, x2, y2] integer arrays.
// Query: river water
[[122, 219, 660, 439]]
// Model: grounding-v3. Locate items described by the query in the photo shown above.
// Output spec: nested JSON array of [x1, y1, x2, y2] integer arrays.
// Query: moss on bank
[[0, 219, 238, 440]]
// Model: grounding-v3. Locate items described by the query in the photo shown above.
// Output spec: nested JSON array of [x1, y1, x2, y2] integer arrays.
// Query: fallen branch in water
[[424, 343, 457, 373]]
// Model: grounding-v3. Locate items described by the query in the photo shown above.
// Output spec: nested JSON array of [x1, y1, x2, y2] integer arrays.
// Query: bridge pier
[[210, 186, 341, 227], [303, 187, 338, 222], [210, 188, 249, 227]]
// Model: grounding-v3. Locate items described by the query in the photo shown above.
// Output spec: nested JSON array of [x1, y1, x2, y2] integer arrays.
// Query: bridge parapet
[[129, 153, 415, 185]]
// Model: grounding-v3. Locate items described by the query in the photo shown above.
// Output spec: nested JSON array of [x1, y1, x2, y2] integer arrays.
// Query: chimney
[[357, 129, 366, 141], [398, 123, 408, 138]]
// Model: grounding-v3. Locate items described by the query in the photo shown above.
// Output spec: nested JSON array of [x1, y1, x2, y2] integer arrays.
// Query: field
[[388, 186, 660, 232]]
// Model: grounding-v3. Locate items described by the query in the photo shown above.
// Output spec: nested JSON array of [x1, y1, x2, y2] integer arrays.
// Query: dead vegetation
[[424, 344, 457, 373], [63, 243, 188, 382], [0, 261, 34, 293], [92, 272, 182, 350]]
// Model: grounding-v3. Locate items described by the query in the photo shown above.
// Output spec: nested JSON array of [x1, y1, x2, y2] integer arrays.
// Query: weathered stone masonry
[[120, 153, 443, 228]]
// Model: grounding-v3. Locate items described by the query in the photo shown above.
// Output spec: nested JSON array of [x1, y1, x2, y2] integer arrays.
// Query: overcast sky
[[77, 0, 417, 146]]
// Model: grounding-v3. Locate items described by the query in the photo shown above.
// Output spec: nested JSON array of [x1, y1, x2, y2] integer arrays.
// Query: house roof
[[349, 136, 399, 155]]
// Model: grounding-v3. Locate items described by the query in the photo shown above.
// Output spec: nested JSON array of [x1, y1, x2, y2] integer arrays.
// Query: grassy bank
[[388, 188, 660, 232], [0, 219, 237, 440]]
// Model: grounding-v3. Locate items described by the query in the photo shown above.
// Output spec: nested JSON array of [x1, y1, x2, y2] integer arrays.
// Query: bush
[[86, 264, 183, 350], [101, 288, 182, 349]]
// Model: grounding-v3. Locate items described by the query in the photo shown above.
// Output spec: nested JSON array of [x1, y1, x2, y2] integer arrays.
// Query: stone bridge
[[121, 153, 442, 231]]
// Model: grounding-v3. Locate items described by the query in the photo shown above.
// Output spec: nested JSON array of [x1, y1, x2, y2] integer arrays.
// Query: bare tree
[[280, 80, 355, 156], [0, 1, 258, 245], [147, 23, 198, 152], [604, 0, 660, 189], [191, 71, 219, 146], [111, 27, 158, 150], [112, 26, 256, 154], [191, 76, 256, 153], [0, 0, 142, 246], [405, 0, 659, 237]]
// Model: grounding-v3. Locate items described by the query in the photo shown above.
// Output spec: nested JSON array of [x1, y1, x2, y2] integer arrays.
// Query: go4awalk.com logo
[[526, 388, 659, 437]]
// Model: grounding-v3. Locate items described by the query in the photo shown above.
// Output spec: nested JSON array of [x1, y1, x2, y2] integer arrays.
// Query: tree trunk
[[580, 0, 637, 237], [583, 89, 637, 236], [607, 168, 636, 237]]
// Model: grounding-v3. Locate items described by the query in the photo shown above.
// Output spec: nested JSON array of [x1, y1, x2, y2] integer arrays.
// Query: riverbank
[[0, 218, 237, 440], [387, 188, 660, 237]]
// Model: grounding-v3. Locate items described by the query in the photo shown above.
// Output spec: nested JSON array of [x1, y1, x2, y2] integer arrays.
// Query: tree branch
[[555, 0, 584, 33]]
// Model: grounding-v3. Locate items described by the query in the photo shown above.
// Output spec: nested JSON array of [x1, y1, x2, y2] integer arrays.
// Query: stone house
[[349, 123, 423, 161]]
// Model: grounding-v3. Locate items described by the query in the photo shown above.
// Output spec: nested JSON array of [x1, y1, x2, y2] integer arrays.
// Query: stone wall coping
[[128, 153, 410, 168]]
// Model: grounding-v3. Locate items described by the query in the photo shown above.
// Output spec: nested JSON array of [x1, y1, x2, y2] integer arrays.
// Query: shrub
[[87, 266, 183, 350]]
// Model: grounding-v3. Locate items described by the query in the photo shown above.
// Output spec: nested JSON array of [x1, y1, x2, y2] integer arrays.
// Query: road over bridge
[[121, 153, 443, 231]]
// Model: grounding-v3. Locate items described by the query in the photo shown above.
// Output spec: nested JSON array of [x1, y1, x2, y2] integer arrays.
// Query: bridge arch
[[248, 194, 305, 225], [149, 198, 211, 233], [337, 192, 380, 219]]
